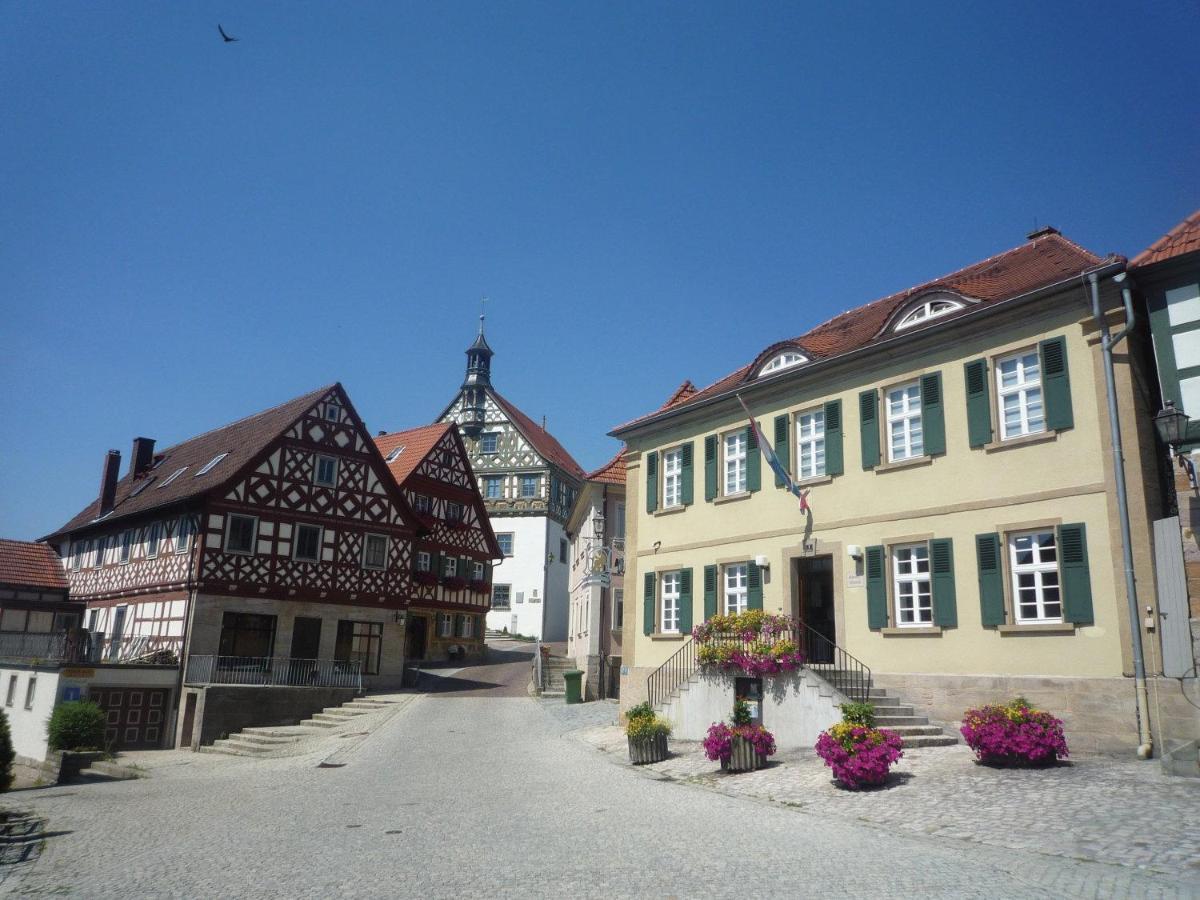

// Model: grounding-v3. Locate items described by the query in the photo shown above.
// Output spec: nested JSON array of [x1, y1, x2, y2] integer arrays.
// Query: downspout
[[1088, 270, 1153, 759]]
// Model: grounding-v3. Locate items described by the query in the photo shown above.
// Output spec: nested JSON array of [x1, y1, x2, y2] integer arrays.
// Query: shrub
[[626, 714, 671, 742], [626, 701, 655, 722], [839, 701, 875, 728], [47, 701, 106, 752], [960, 698, 1068, 766], [0, 709, 13, 791]]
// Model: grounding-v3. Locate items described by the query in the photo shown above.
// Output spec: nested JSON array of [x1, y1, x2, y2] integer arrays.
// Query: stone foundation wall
[[182, 684, 359, 749]]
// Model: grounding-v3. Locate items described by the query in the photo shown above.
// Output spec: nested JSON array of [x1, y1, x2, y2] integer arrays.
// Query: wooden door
[[89, 687, 169, 750]]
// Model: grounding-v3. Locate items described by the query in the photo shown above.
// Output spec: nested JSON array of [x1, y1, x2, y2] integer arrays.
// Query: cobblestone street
[[1, 644, 1197, 898]]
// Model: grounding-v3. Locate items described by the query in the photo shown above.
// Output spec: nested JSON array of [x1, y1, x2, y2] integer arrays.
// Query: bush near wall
[[0, 710, 13, 791], [47, 701, 106, 752]]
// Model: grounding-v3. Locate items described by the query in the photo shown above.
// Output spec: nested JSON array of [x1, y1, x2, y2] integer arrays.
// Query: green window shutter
[[929, 538, 957, 627], [645, 451, 658, 514], [824, 400, 844, 476], [680, 442, 694, 505], [703, 565, 718, 620], [747, 563, 763, 609], [964, 358, 992, 448], [1058, 523, 1094, 625], [678, 568, 693, 634], [1040, 336, 1074, 431], [920, 371, 945, 456], [430, 550, 442, 577], [745, 426, 761, 492], [975, 533, 1006, 627], [866, 545, 887, 629], [704, 436, 718, 501], [859, 390, 880, 470], [773, 415, 789, 487], [461, 556, 471, 580], [643, 572, 656, 635]]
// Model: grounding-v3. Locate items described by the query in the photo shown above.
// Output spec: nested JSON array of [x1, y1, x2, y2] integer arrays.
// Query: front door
[[287, 617, 323, 684], [405, 615, 427, 661], [796, 556, 836, 664]]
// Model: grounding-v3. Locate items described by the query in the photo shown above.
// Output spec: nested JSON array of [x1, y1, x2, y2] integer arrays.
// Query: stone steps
[[203, 695, 392, 757], [874, 715, 932, 727], [900, 734, 960, 748]]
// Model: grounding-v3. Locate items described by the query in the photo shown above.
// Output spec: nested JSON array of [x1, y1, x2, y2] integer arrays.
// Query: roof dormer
[[889, 291, 971, 333], [750, 342, 811, 380]]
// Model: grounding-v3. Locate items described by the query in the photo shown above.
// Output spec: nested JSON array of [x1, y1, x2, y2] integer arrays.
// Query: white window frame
[[146, 522, 161, 559], [324, 403, 341, 422], [472, 561, 484, 580], [4, 675, 15, 707], [438, 613, 453, 638], [446, 502, 463, 524], [614, 502, 626, 541], [119, 531, 133, 564], [362, 534, 388, 571], [71, 540, 86, 572], [724, 563, 748, 615], [723, 431, 747, 495], [795, 408, 826, 479], [660, 571, 681, 634], [24, 677, 36, 710], [175, 517, 193, 554], [416, 551, 431, 572], [458, 615, 474, 638], [758, 351, 808, 377], [894, 298, 964, 331], [484, 476, 502, 499], [996, 350, 1046, 440], [412, 494, 431, 515], [892, 543, 932, 627], [497, 533, 514, 556], [479, 432, 499, 454], [314, 455, 338, 488], [385, 445, 404, 463], [886, 382, 923, 462], [195, 453, 228, 477], [1009, 530, 1063, 624], [612, 587, 624, 630], [662, 447, 683, 508], [492, 584, 511, 608], [293, 524, 322, 563], [159, 466, 187, 488], [444, 557, 458, 578], [520, 475, 539, 498], [94, 537, 106, 568], [225, 514, 258, 555]]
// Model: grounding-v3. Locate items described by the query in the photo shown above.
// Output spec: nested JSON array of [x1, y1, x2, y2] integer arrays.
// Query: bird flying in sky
[[218, 24, 238, 43]]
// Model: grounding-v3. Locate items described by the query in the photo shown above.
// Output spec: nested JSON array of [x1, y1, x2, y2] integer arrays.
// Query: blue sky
[[2, 2, 1196, 540]]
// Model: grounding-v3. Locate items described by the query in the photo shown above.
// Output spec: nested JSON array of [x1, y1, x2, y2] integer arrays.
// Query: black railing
[[645, 622, 873, 708], [184, 655, 362, 690]]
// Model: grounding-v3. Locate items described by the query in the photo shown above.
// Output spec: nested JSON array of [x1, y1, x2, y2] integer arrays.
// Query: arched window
[[758, 351, 808, 377], [894, 298, 964, 331]]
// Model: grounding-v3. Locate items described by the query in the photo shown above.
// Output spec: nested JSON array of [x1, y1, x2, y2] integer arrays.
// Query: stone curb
[[317, 695, 420, 768]]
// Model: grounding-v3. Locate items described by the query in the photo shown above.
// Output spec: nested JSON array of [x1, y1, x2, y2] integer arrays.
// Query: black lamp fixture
[[1154, 400, 1189, 449]]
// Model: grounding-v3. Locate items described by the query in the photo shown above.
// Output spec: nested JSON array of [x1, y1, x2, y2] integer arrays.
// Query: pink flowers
[[702, 722, 777, 763], [960, 698, 1069, 766], [815, 723, 904, 790], [693, 612, 805, 677]]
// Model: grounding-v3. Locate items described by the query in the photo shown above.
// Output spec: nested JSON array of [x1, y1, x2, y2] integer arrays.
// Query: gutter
[[1088, 269, 1153, 760], [611, 259, 1126, 439]]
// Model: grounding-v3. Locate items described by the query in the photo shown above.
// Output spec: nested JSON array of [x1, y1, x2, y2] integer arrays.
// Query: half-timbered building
[[43, 383, 419, 749], [374, 422, 502, 662], [436, 320, 587, 641]]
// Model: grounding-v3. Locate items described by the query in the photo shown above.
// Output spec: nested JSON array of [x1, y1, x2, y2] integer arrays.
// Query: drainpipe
[[1088, 270, 1153, 759]]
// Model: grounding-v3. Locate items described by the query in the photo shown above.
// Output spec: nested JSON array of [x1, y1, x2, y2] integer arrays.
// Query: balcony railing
[[0, 631, 180, 666], [184, 655, 363, 690]]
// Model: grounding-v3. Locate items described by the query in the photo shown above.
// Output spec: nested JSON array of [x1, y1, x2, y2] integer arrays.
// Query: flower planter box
[[441, 577, 468, 591], [628, 733, 668, 765], [721, 736, 766, 773], [413, 572, 438, 587], [469, 579, 490, 594]]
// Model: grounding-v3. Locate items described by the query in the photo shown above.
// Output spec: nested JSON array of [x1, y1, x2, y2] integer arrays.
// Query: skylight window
[[758, 351, 808, 377], [130, 478, 154, 497], [385, 446, 405, 462], [195, 453, 229, 476], [159, 466, 187, 488], [894, 298, 965, 331]]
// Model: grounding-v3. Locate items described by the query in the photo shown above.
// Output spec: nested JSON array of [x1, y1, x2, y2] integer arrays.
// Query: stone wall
[[181, 684, 358, 749]]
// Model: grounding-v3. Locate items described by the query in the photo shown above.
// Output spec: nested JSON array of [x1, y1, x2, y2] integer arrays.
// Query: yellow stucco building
[[613, 228, 1180, 754]]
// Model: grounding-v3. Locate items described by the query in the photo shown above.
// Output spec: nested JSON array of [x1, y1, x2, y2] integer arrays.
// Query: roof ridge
[[488, 388, 586, 479], [376, 421, 451, 444]]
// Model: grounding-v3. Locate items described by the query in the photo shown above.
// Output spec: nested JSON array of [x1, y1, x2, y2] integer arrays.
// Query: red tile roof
[[374, 423, 454, 485], [588, 450, 627, 485], [613, 232, 1112, 434], [489, 390, 587, 481], [46, 384, 339, 539], [1131, 209, 1200, 268], [0, 539, 67, 590]]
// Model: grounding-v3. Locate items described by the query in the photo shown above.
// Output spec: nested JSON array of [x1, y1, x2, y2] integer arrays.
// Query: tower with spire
[[459, 313, 493, 438]]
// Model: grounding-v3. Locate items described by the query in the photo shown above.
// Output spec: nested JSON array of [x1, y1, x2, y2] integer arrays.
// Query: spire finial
[[479, 296, 487, 336]]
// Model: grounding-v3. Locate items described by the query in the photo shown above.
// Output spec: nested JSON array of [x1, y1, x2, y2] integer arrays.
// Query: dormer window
[[894, 298, 965, 332], [758, 351, 808, 378]]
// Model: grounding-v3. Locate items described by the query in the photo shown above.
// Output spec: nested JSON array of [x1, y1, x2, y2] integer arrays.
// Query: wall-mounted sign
[[61, 668, 95, 679], [846, 574, 865, 589]]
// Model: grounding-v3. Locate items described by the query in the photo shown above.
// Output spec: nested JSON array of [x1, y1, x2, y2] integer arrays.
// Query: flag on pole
[[737, 394, 810, 513]]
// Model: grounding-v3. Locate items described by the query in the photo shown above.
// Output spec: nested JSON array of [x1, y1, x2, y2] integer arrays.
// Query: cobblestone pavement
[[2, 671, 1197, 897], [574, 722, 1200, 882]]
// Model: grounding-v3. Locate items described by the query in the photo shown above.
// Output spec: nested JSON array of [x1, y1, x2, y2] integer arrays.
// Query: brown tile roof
[[374, 423, 454, 485], [0, 539, 67, 590], [613, 232, 1111, 434], [1131, 209, 1200, 268], [46, 384, 338, 539], [489, 389, 587, 481], [661, 381, 697, 409], [588, 450, 627, 485]]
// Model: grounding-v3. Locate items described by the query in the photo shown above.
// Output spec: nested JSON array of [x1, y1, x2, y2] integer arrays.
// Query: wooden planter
[[722, 736, 766, 773], [628, 733, 668, 765]]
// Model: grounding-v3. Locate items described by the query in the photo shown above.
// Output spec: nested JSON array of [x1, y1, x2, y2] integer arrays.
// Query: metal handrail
[[184, 655, 363, 690], [533, 640, 545, 692], [646, 636, 697, 709]]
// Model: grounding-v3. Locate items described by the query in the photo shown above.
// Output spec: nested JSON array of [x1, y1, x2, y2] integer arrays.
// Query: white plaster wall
[[486, 515, 550, 639], [543, 519, 569, 642], [0, 667, 60, 762], [660, 669, 845, 750]]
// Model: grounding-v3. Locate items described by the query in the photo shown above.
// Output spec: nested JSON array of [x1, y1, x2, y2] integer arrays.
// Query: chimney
[[99, 450, 121, 515], [131, 437, 156, 477], [1026, 225, 1060, 241]]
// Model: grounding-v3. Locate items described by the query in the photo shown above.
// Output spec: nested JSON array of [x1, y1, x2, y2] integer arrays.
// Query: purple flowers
[[693, 612, 805, 677], [960, 699, 1069, 766], [815, 723, 904, 790], [702, 722, 777, 763]]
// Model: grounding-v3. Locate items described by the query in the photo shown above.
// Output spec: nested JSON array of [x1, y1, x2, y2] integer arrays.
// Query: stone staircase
[[822, 673, 958, 748], [199, 696, 395, 757], [536, 654, 575, 697]]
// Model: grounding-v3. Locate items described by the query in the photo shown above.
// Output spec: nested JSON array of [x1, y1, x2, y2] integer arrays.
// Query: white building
[[436, 320, 586, 641]]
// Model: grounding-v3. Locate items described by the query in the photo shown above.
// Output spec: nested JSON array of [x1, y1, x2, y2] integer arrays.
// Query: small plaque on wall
[[846, 574, 865, 589]]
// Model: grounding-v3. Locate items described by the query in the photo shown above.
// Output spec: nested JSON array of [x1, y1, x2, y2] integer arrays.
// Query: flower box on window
[[413, 513, 438, 532], [692, 611, 804, 677], [444, 518, 470, 531], [413, 571, 438, 587], [441, 575, 468, 590], [469, 578, 490, 594]]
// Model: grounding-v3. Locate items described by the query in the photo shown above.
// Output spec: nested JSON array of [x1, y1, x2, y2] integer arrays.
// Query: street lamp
[[1154, 400, 1196, 489]]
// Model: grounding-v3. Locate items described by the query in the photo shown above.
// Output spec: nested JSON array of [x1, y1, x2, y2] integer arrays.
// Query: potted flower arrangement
[[469, 578, 490, 594], [441, 574, 468, 591], [703, 699, 776, 772], [413, 570, 439, 587], [625, 702, 671, 765], [692, 611, 804, 677], [815, 702, 904, 790], [960, 697, 1069, 766]]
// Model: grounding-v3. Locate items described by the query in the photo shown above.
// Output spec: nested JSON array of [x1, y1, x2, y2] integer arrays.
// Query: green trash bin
[[563, 669, 585, 704]]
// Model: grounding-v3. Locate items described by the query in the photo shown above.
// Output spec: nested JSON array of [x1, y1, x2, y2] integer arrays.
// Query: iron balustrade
[[0, 632, 181, 666], [184, 655, 363, 690], [646, 621, 872, 708]]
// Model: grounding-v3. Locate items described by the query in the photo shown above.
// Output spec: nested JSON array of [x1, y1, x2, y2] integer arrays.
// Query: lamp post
[[1154, 400, 1196, 489]]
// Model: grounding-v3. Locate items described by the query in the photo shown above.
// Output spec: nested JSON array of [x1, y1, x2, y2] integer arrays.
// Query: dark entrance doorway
[[290, 617, 322, 659], [796, 556, 835, 663], [405, 615, 428, 661]]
